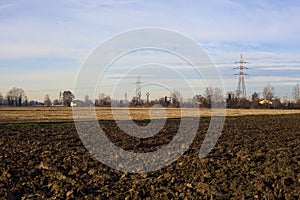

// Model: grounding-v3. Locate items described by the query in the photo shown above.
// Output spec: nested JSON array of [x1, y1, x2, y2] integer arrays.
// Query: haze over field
[[0, 0, 299, 101]]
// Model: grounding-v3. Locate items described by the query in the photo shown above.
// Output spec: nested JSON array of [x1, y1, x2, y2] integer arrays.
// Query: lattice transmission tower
[[234, 54, 248, 98], [134, 76, 143, 103]]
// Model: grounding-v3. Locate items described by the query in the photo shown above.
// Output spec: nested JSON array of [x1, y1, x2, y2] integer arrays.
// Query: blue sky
[[0, 0, 299, 101]]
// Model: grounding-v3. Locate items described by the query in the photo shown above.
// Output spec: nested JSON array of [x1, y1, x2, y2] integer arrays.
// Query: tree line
[[0, 83, 299, 109]]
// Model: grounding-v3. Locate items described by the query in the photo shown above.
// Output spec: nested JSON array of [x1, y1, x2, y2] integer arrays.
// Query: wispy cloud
[[0, 2, 15, 10], [260, 67, 300, 71], [249, 76, 300, 83], [0, 44, 85, 59]]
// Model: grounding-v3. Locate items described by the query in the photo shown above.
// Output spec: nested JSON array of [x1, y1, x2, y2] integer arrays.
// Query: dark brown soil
[[1, 115, 300, 199]]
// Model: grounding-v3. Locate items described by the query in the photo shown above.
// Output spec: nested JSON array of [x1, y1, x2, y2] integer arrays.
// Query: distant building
[[70, 101, 77, 107]]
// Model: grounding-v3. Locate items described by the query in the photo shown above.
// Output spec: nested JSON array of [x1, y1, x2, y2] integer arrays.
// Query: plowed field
[[1, 114, 299, 199]]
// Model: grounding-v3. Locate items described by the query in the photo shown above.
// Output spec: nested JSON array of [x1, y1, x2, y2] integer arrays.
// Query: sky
[[0, 0, 299, 102]]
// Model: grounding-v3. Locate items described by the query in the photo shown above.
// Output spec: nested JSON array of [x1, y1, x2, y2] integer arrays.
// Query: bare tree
[[170, 90, 182, 107], [52, 99, 60, 106], [102, 95, 111, 106], [24, 96, 28, 106], [6, 87, 27, 106], [212, 87, 224, 102], [203, 87, 224, 107], [262, 84, 275, 100], [192, 94, 205, 107], [62, 91, 75, 107], [0, 92, 3, 106], [84, 95, 93, 107], [44, 94, 52, 107], [251, 92, 260, 101], [203, 87, 213, 108], [292, 83, 300, 103], [95, 93, 111, 106], [250, 92, 260, 108], [204, 87, 213, 100]]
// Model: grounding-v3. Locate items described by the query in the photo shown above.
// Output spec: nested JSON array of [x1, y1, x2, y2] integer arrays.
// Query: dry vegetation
[[0, 107, 300, 124]]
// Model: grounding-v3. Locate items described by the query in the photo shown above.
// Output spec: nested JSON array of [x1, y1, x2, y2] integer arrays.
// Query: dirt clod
[[0, 114, 300, 199]]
